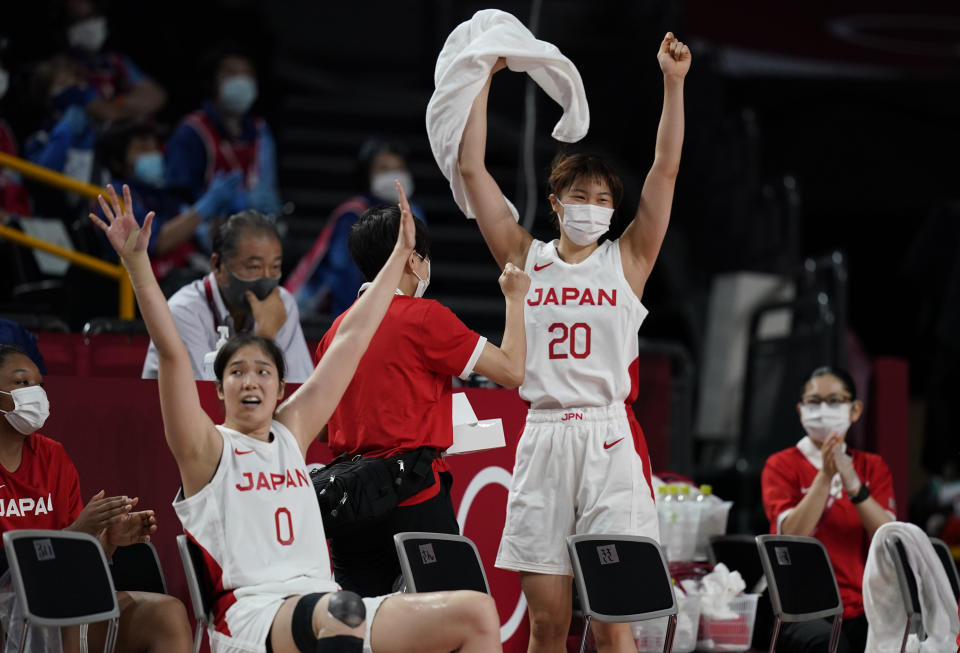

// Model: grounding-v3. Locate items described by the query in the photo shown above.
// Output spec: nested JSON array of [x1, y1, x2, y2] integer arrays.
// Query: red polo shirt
[[316, 295, 485, 505], [0, 433, 84, 533], [762, 445, 896, 619]]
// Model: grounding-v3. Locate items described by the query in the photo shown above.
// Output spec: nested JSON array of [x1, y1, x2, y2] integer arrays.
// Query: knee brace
[[290, 592, 366, 653]]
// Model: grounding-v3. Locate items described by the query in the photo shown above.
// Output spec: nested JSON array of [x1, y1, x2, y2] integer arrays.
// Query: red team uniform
[[762, 437, 896, 619], [0, 433, 83, 533], [496, 239, 660, 575]]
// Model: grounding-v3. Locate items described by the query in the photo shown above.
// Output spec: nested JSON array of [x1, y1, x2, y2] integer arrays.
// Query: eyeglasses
[[801, 395, 852, 407]]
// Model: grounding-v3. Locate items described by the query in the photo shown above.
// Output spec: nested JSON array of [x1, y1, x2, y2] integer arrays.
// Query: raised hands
[[658, 32, 692, 79], [89, 184, 154, 259], [395, 180, 417, 253], [499, 262, 531, 301]]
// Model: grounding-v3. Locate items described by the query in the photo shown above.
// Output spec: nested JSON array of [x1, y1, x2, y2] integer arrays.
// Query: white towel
[[426, 8, 590, 220], [863, 521, 959, 653]]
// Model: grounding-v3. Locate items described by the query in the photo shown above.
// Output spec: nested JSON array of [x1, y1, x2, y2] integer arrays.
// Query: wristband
[[848, 484, 870, 504]]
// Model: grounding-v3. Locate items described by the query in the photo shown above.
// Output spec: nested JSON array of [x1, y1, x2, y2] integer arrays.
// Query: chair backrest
[[756, 535, 842, 622], [392, 532, 489, 594], [567, 534, 677, 621], [709, 535, 767, 592], [886, 536, 922, 619], [2, 530, 119, 627], [109, 542, 167, 594], [176, 535, 213, 622], [929, 537, 960, 602]]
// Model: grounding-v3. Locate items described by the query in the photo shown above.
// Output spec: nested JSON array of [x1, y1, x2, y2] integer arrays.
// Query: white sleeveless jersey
[[520, 239, 648, 409], [174, 420, 337, 610]]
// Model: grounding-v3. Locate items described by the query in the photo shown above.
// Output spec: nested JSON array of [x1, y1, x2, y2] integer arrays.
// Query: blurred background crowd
[[1, 0, 958, 544]]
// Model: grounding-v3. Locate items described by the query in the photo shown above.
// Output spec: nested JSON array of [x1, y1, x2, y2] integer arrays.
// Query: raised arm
[[472, 263, 529, 388], [90, 185, 221, 496], [276, 180, 416, 454], [457, 59, 532, 270], [620, 33, 691, 298]]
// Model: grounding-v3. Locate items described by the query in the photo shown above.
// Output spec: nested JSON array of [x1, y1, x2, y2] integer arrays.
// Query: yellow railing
[[0, 151, 134, 319]]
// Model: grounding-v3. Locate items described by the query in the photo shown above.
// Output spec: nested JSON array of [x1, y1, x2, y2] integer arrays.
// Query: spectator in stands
[[24, 55, 98, 194], [95, 120, 240, 291], [315, 185, 528, 597], [64, 0, 166, 122], [0, 344, 192, 652], [142, 210, 312, 382], [164, 48, 280, 218], [761, 366, 895, 653], [0, 41, 32, 223], [286, 138, 423, 318]]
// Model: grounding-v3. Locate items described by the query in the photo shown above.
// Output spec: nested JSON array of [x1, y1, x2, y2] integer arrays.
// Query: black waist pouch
[[310, 447, 440, 538]]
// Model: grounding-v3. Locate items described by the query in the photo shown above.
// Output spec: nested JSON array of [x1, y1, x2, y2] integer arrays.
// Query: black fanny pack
[[310, 447, 440, 538]]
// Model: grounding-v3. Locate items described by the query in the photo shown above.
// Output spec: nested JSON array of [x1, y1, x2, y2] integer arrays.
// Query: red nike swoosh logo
[[603, 438, 625, 450], [234, 448, 254, 455], [533, 262, 553, 271]]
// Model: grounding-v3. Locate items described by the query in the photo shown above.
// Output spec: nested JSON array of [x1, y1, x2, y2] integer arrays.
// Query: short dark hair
[[96, 120, 158, 178], [213, 334, 286, 385], [348, 205, 430, 281], [547, 152, 624, 227], [802, 366, 858, 401], [0, 344, 29, 369], [212, 210, 281, 265]]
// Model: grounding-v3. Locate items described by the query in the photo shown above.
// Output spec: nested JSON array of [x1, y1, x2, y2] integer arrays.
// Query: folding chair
[[567, 534, 677, 653], [756, 534, 843, 653], [929, 537, 960, 601], [885, 535, 925, 653], [109, 542, 167, 594], [177, 535, 213, 653], [2, 529, 120, 653], [392, 532, 489, 594]]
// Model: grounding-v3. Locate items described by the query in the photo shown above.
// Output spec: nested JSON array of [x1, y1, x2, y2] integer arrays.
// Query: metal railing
[[0, 151, 134, 319]]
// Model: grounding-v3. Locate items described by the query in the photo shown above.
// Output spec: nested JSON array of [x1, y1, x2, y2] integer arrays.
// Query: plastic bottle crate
[[634, 595, 700, 653], [696, 593, 759, 652]]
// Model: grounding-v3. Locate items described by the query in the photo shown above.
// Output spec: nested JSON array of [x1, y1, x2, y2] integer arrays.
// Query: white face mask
[[0, 68, 9, 101], [557, 200, 614, 246], [0, 386, 50, 435], [800, 402, 851, 443], [68, 16, 108, 53], [412, 256, 430, 298], [219, 75, 258, 115], [371, 170, 413, 202]]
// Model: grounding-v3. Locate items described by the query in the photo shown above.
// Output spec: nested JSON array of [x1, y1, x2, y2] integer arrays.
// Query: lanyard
[[203, 277, 223, 329]]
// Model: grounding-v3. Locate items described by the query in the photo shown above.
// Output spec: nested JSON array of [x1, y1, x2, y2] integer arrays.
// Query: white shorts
[[496, 404, 659, 576], [209, 592, 391, 653]]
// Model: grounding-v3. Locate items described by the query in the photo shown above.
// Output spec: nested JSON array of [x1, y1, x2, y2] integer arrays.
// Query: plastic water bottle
[[675, 485, 699, 560], [202, 326, 230, 380]]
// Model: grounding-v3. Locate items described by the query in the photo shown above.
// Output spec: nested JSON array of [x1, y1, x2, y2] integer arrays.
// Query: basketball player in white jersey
[[92, 183, 501, 653], [458, 34, 692, 653]]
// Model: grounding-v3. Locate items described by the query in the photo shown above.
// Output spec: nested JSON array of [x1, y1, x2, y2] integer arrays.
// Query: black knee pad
[[291, 592, 366, 653], [327, 591, 366, 628]]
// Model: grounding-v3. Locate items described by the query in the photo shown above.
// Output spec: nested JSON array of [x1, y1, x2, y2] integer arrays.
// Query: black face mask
[[220, 271, 279, 311]]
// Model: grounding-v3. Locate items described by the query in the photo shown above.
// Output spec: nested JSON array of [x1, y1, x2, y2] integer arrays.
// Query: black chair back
[[3, 529, 120, 652], [756, 534, 843, 653], [176, 534, 214, 653], [930, 537, 960, 602], [109, 542, 167, 594], [393, 532, 488, 594]]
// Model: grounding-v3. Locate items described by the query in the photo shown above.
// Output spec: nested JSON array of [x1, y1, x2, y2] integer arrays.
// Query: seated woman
[[0, 344, 192, 652], [761, 366, 895, 653], [91, 183, 500, 653]]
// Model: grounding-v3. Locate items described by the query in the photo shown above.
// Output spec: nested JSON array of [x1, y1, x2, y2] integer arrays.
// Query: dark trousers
[[330, 472, 459, 597], [775, 614, 868, 653]]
